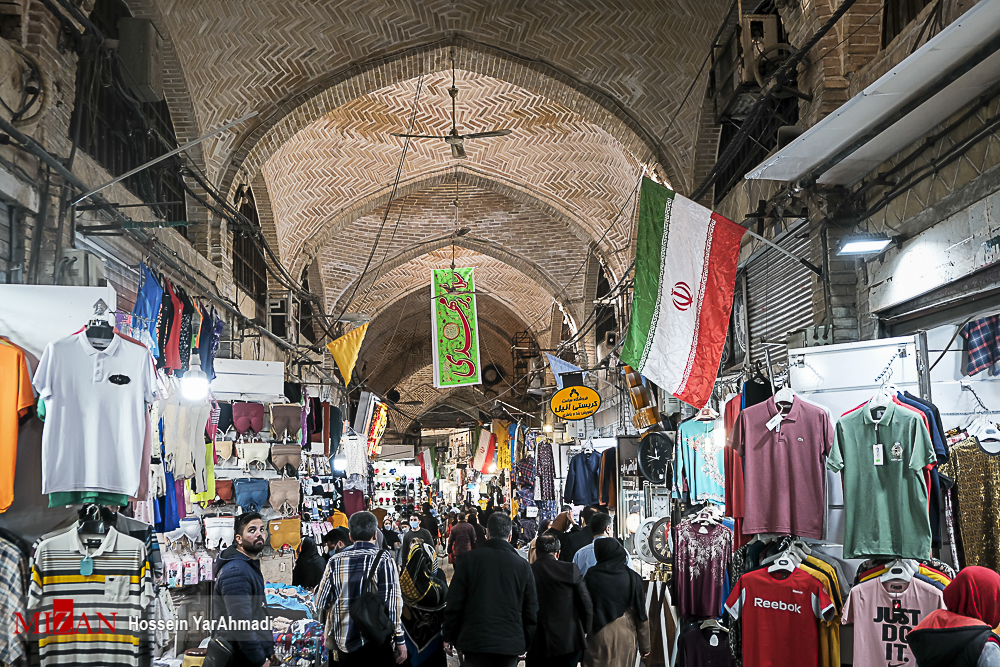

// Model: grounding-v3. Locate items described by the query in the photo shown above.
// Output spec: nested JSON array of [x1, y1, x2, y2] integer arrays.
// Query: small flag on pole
[[472, 429, 496, 474], [326, 322, 369, 387], [418, 446, 437, 485]]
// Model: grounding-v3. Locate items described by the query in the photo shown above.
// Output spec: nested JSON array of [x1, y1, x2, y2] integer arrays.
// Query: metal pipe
[[744, 228, 823, 276], [71, 112, 258, 205]]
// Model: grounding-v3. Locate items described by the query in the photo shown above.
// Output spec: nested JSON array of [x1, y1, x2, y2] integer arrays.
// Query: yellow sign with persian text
[[549, 385, 602, 421]]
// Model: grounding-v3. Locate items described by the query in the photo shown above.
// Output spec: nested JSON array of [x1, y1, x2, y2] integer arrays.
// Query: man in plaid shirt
[[317, 511, 407, 665]]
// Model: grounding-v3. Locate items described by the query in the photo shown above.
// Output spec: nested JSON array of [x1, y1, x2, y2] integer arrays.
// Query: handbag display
[[268, 516, 302, 551], [236, 442, 271, 471], [232, 402, 264, 436], [259, 550, 295, 585], [232, 478, 269, 513], [270, 444, 302, 475], [215, 438, 234, 463], [270, 404, 303, 440], [269, 478, 301, 516], [214, 480, 234, 503], [349, 548, 394, 645], [182, 648, 207, 667]]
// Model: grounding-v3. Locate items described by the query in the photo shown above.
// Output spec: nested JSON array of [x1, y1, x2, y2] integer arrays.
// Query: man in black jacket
[[527, 533, 593, 667], [443, 513, 538, 667], [558, 506, 600, 562], [213, 513, 277, 667]]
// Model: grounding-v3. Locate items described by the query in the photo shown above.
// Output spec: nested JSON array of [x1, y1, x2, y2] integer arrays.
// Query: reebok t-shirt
[[725, 568, 835, 667], [842, 576, 944, 667], [33, 332, 156, 496]]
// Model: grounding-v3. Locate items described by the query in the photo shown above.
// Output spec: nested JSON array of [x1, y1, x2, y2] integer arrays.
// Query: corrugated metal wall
[[746, 233, 815, 365]]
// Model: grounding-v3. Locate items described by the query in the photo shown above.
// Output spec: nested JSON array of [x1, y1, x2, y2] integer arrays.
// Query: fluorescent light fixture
[[543, 424, 553, 433], [837, 232, 893, 255], [180, 369, 210, 400]]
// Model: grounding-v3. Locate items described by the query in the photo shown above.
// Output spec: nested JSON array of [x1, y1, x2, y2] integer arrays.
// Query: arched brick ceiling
[[262, 69, 643, 279], [357, 288, 535, 434], [313, 180, 587, 323], [149, 2, 730, 194], [346, 246, 559, 338]]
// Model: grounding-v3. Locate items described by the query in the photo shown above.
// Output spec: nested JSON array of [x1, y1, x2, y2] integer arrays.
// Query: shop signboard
[[366, 400, 389, 459], [549, 385, 602, 420], [431, 267, 482, 388]]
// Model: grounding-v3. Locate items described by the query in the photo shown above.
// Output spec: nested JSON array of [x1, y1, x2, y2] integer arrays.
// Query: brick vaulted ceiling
[[141, 0, 730, 427], [262, 69, 646, 282]]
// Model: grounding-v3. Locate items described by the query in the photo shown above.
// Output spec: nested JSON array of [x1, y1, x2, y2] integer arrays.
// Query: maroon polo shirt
[[730, 396, 833, 538]]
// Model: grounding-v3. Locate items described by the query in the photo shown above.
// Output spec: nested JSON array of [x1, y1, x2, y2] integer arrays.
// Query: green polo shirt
[[828, 401, 935, 559]]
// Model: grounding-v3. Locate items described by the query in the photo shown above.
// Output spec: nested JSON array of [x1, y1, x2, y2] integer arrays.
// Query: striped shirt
[[0, 537, 26, 665], [316, 542, 404, 653], [28, 527, 153, 666]]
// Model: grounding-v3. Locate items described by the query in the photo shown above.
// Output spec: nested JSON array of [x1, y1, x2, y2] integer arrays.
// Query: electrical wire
[[335, 75, 425, 323]]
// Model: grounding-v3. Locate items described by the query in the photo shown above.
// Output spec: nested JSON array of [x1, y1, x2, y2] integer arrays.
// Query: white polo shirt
[[33, 332, 156, 496]]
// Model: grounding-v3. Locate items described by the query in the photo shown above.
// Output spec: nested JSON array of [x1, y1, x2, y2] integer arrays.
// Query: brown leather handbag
[[214, 479, 234, 503]]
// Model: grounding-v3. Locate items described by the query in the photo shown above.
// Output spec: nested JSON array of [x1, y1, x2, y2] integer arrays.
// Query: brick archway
[[219, 36, 686, 199]]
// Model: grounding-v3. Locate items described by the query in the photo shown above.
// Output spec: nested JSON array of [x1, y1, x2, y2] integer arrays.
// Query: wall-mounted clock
[[648, 516, 672, 563], [638, 432, 674, 485], [633, 517, 660, 565]]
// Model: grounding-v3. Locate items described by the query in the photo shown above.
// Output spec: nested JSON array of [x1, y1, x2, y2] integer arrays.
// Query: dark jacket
[[563, 451, 601, 505], [291, 537, 326, 589], [213, 546, 274, 667], [529, 553, 593, 658], [908, 610, 998, 667], [449, 521, 476, 557], [469, 520, 487, 547], [559, 526, 595, 563], [443, 538, 539, 655]]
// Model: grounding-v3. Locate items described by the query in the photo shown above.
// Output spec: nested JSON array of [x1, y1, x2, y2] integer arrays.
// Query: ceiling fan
[[391, 62, 512, 158]]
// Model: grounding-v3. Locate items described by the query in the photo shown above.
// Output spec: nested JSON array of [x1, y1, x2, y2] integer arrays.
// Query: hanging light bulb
[[180, 369, 209, 401]]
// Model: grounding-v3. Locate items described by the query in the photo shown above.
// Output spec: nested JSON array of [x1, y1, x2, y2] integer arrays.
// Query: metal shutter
[[746, 232, 814, 365]]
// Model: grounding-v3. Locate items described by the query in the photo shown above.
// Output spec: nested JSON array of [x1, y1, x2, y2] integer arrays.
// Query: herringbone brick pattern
[[150, 0, 729, 194], [262, 70, 643, 280], [314, 180, 589, 321]]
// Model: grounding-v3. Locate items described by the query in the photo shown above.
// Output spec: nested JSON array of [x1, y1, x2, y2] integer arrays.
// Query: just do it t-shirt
[[725, 568, 835, 667], [842, 576, 945, 667]]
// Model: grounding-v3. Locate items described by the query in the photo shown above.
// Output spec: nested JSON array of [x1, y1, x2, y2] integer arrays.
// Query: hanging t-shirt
[[842, 576, 945, 667], [675, 420, 726, 505], [731, 397, 833, 539], [33, 332, 157, 497], [725, 567, 835, 667], [828, 401, 935, 559], [0, 340, 34, 513], [678, 624, 735, 667], [29, 526, 154, 667], [675, 520, 733, 619]]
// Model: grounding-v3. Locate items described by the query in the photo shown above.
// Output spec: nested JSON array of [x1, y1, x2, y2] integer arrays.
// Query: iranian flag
[[621, 178, 745, 409], [418, 446, 437, 485], [472, 430, 496, 474]]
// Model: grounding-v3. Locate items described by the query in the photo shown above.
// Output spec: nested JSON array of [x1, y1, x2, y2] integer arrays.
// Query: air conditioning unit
[[60, 249, 106, 286], [118, 18, 163, 102], [741, 14, 780, 84]]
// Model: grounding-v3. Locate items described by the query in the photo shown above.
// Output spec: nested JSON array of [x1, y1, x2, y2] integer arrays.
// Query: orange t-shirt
[[0, 341, 35, 512]]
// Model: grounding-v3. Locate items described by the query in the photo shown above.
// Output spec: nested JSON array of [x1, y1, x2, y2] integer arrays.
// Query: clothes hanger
[[77, 504, 107, 535], [700, 619, 729, 633], [774, 384, 795, 408], [767, 551, 799, 573], [880, 559, 914, 582], [85, 299, 115, 346]]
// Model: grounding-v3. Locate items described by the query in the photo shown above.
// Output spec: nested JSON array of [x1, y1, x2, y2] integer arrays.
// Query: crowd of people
[[211, 500, 649, 667]]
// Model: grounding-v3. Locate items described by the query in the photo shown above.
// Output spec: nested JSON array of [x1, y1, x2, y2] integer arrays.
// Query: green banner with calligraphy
[[432, 267, 482, 388]]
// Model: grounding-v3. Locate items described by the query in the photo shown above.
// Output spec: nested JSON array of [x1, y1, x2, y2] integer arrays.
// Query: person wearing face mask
[[402, 514, 436, 562], [382, 518, 401, 553], [213, 512, 278, 667]]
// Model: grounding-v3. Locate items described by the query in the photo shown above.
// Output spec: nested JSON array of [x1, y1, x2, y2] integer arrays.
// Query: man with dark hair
[[571, 511, 616, 576], [448, 512, 477, 562], [401, 513, 435, 560], [444, 512, 538, 667], [213, 512, 277, 667], [527, 532, 593, 667], [322, 527, 352, 560], [467, 511, 487, 548], [558, 506, 601, 562], [316, 511, 408, 665]]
